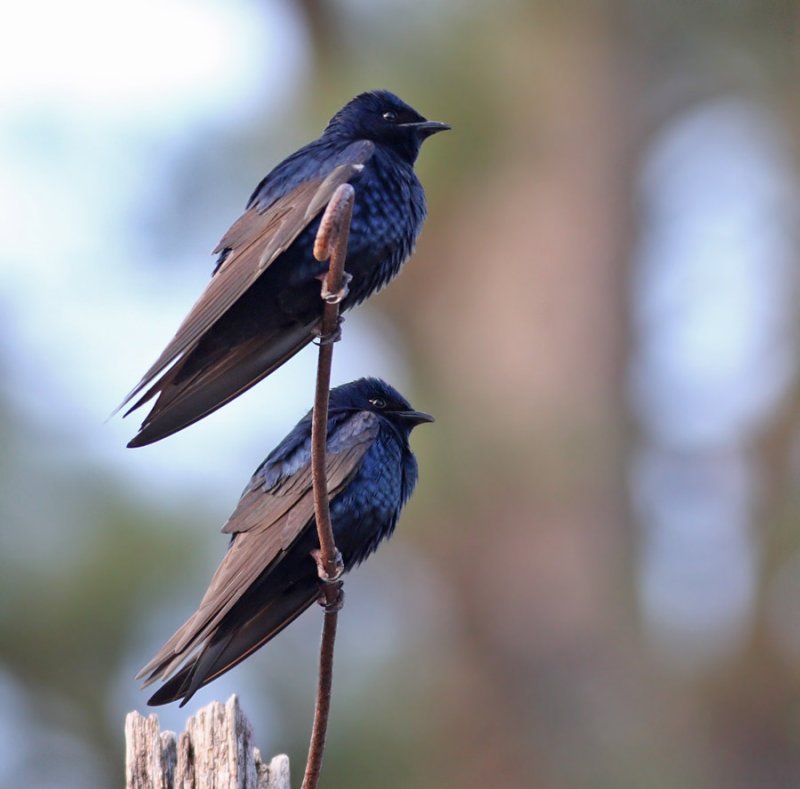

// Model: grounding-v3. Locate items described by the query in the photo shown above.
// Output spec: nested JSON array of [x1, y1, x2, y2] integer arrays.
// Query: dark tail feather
[[128, 323, 316, 447], [147, 663, 195, 707], [146, 583, 319, 707]]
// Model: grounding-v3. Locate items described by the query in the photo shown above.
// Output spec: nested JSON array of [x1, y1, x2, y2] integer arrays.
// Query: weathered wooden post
[[125, 695, 290, 789]]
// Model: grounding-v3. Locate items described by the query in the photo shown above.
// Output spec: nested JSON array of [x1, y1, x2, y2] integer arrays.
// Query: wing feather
[[118, 142, 374, 415], [137, 411, 379, 684], [126, 324, 314, 446]]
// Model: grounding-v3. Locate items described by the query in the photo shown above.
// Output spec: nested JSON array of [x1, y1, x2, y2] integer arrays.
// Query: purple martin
[[119, 91, 449, 447], [138, 378, 433, 706]]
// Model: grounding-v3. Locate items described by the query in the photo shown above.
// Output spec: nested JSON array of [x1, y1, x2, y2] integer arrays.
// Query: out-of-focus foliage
[[2, 1, 800, 787]]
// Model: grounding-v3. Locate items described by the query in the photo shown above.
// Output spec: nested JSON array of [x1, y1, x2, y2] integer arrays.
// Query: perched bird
[[138, 377, 433, 706], [119, 90, 449, 447]]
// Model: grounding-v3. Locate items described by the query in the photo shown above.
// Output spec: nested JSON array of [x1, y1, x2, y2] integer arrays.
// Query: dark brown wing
[[125, 322, 313, 446], [221, 416, 379, 535], [137, 411, 379, 686], [117, 141, 374, 417]]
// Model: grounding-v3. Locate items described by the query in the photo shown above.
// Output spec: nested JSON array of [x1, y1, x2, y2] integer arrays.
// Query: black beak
[[397, 409, 435, 427], [402, 120, 451, 138]]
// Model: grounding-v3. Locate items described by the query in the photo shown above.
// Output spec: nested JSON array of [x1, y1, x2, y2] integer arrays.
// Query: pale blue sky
[[0, 0, 406, 508]]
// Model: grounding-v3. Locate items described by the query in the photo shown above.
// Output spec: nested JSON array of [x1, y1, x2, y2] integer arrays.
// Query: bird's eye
[[382, 111, 397, 122], [369, 397, 387, 409]]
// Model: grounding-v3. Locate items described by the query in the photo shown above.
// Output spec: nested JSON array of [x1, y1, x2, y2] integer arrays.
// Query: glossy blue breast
[[330, 431, 407, 569]]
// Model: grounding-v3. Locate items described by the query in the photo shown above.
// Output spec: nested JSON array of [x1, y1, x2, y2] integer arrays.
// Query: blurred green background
[[2, 1, 800, 787]]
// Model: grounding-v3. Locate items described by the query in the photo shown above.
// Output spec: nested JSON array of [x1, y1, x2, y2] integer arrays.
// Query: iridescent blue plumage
[[123, 91, 448, 446], [139, 378, 432, 706]]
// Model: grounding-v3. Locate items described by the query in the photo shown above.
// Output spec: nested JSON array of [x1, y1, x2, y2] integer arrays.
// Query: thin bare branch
[[301, 183, 355, 789]]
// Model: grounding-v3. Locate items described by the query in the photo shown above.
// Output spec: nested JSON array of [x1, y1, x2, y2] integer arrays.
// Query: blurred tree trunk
[[382, 7, 639, 787]]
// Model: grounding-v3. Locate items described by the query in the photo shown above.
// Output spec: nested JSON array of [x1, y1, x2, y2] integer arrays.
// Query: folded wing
[[138, 411, 379, 705], [118, 141, 375, 445]]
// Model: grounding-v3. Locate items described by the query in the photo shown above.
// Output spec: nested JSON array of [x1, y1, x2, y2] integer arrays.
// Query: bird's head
[[324, 90, 450, 163], [329, 377, 435, 433]]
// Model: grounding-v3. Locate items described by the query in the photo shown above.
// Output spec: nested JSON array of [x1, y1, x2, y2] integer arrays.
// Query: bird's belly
[[332, 503, 399, 569]]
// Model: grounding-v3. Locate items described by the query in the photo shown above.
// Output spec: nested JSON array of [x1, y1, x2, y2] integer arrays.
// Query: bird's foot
[[318, 271, 352, 304], [311, 548, 345, 612], [311, 548, 345, 584], [312, 316, 345, 346], [318, 584, 345, 612]]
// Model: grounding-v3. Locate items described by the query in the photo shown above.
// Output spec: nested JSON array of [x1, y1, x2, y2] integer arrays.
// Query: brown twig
[[301, 183, 355, 789]]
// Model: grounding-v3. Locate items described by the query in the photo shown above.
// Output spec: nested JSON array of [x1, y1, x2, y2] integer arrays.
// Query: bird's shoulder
[[246, 139, 376, 213], [221, 410, 381, 535]]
